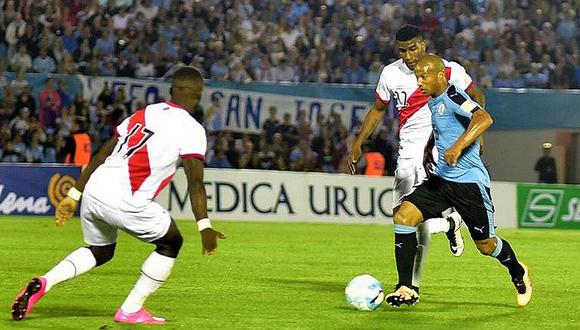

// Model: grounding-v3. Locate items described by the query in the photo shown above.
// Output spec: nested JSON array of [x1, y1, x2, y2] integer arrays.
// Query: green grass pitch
[[1, 216, 579, 329]]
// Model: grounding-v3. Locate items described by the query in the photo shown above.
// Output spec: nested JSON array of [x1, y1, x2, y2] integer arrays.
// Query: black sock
[[394, 232, 418, 288], [494, 238, 525, 279]]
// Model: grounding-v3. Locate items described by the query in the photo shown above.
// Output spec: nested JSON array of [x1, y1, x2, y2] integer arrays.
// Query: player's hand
[[55, 196, 78, 226], [444, 145, 462, 166], [200, 228, 226, 255], [347, 143, 362, 174]]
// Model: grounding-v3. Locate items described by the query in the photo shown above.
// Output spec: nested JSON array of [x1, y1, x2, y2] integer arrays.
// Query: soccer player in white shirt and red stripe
[[347, 25, 487, 306], [12, 67, 225, 324]]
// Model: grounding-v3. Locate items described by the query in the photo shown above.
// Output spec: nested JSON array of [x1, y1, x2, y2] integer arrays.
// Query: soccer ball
[[345, 274, 385, 311]]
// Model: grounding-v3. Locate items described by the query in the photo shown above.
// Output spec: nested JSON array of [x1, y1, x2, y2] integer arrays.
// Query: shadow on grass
[[423, 298, 519, 309], [32, 306, 113, 319], [261, 277, 345, 293]]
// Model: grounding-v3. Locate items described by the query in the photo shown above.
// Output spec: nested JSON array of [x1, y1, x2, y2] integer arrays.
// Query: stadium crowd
[[0, 0, 578, 170]]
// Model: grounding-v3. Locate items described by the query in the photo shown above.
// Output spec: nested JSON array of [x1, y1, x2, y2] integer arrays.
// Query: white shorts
[[80, 194, 172, 246], [392, 157, 427, 209]]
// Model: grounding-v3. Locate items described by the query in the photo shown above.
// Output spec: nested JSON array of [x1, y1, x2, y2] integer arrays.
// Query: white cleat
[[385, 285, 419, 307], [513, 263, 532, 307], [445, 212, 464, 257]]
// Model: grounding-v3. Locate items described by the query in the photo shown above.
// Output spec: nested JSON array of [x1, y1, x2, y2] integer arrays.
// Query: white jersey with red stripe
[[375, 58, 474, 161], [84, 101, 206, 211]]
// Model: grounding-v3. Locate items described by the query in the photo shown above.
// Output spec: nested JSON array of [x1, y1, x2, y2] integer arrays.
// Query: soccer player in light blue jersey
[[384, 54, 532, 307]]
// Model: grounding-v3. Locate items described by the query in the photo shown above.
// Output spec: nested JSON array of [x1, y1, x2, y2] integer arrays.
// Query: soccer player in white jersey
[[347, 25, 487, 302], [12, 67, 225, 324]]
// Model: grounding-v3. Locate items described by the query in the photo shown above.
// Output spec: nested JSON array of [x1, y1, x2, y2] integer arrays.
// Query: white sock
[[413, 223, 431, 287], [424, 217, 450, 235], [121, 252, 175, 313], [42, 247, 97, 292]]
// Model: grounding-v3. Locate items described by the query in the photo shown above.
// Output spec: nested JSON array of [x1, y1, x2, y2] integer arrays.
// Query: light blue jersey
[[428, 85, 491, 187]]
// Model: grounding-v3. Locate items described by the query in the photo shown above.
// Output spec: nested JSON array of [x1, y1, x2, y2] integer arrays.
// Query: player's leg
[[422, 208, 465, 256], [387, 176, 449, 307], [12, 197, 117, 321], [386, 201, 423, 307], [116, 204, 181, 324], [449, 182, 531, 306], [412, 222, 430, 288], [393, 164, 429, 290]]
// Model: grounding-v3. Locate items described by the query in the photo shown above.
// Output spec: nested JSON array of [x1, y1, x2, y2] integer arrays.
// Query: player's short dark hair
[[396, 25, 422, 42], [173, 66, 203, 83]]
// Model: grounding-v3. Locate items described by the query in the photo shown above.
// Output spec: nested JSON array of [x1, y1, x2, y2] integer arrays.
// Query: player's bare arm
[[55, 137, 118, 226], [445, 108, 493, 166], [182, 158, 226, 255], [347, 101, 387, 174], [466, 85, 487, 152]]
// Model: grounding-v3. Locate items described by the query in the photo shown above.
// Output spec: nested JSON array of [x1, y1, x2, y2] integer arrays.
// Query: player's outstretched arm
[[182, 158, 226, 255], [55, 137, 118, 226], [445, 108, 493, 166], [347, 101, 387, 174]]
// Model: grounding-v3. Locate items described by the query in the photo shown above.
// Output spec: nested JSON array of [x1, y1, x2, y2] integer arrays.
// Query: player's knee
[[155, 232, 183, 258], [393, 211, 418, 227], [88, 244, 116, 266], [475, 238, 497, 255], [393, 202, 422, 227]]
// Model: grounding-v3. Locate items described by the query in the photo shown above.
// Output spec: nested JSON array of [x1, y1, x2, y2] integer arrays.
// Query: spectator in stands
[[39, 97, 59, 132], [39, 79, 61, 111], [257, 136, 277, 170], [238, 136, 259, 169], [15, 85, 36, 117], [344, 56, 368, 84], [295, 110, 312, 145], [207, 140, 232, 169], [33, 48, 56, 73], [5, 12, 26, 59], [272, 57, 297, 82], [525, 63, 549, 88], [9, 69, 31, 97], [9, 107, 31, 136], [10, 45, 32, 72], [289, 140, 316, 172], [262, 106, 280, 144]]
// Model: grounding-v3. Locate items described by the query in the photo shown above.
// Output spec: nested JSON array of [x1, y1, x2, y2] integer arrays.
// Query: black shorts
[[404, 175, 495, 241]]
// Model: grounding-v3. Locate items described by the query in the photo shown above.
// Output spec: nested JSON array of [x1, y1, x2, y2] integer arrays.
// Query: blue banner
[[3, 73, 580, 131], [0, 164, 81, 216]]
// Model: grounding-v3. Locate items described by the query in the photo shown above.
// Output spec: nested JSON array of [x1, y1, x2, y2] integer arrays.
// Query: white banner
[[156, 168, 396, 223], [156, 168, 518, 228], [77, 76, 373, 133]]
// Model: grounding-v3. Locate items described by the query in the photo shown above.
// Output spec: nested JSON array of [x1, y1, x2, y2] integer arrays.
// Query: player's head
[[170, 66, 204, 112], [396, 25, 427, 70], [414, 54, 447, 96]]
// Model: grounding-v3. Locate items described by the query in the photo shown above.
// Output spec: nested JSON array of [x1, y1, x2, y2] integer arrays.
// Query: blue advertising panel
[[0, 164, 81, 216]]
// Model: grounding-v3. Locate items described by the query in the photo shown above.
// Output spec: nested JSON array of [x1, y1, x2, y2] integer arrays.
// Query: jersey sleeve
[[179, 118, 207, 161], [448, 62, 475, 92], [447, 86, 479, 118], [374, 67, 391, 105]]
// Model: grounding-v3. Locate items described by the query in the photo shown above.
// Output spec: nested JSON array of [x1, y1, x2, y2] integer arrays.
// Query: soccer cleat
[[513, 263, 532, 307], [385, 285, 419, 307], [12, 277, 47, 321], [445, 213, 464, 257], [114, 308, 166, 324]]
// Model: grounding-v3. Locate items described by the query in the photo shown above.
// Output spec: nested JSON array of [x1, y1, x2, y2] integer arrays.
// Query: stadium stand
[[0, 0, 578, 171]]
